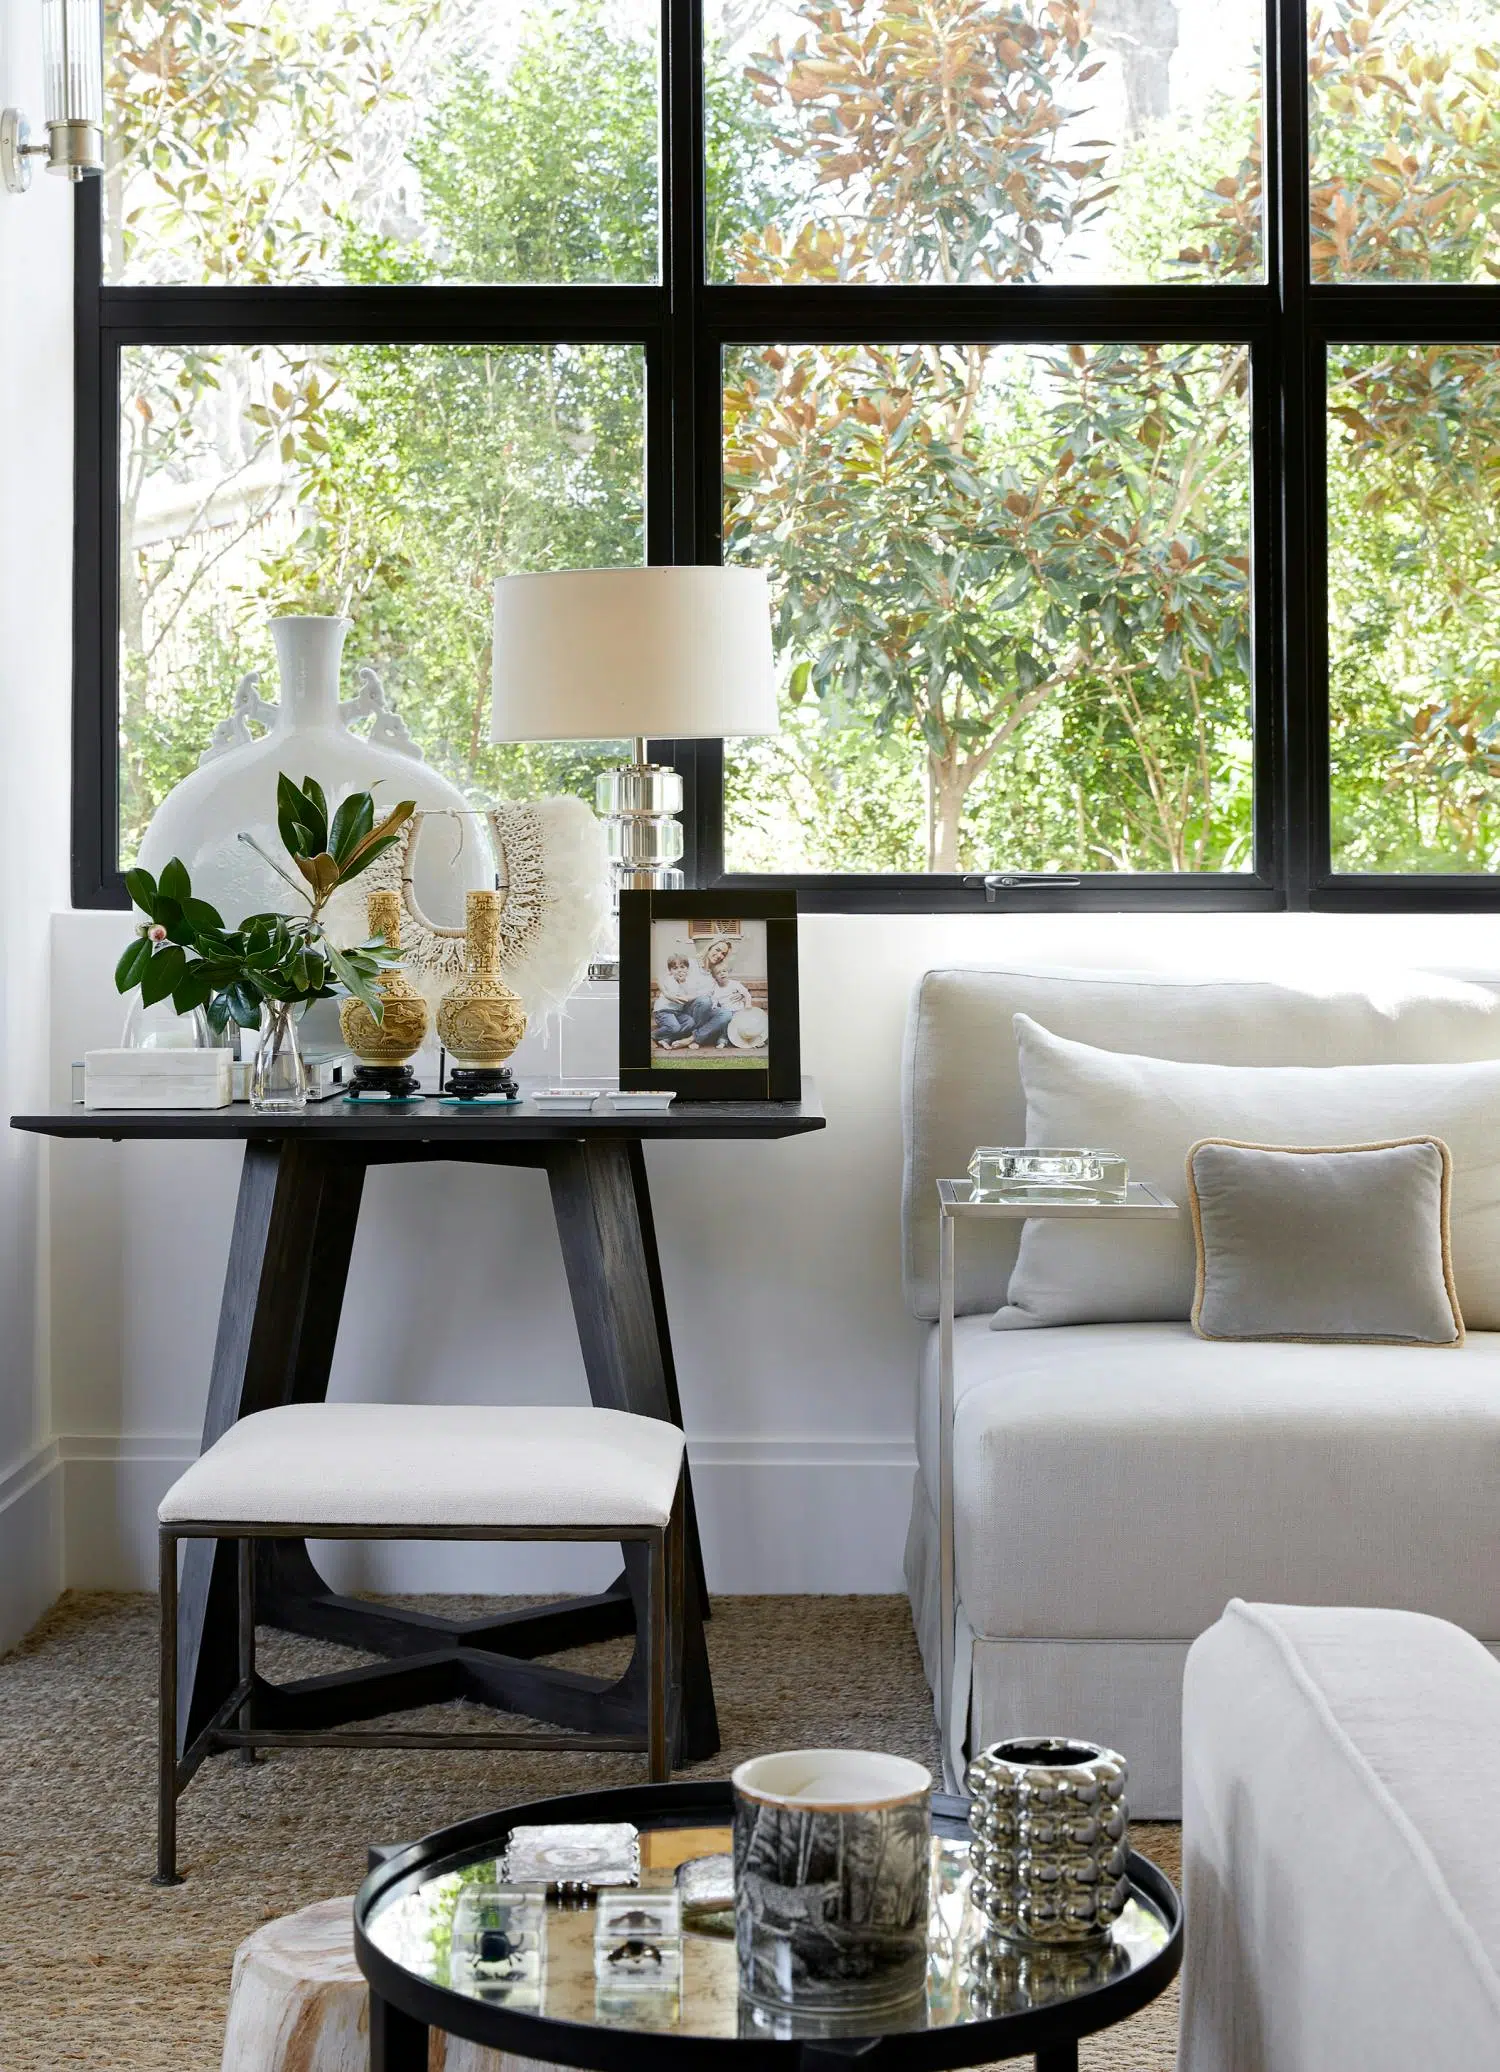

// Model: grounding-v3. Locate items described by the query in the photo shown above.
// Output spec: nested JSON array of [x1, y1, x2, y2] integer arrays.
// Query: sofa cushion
[[1188, 1137, 1462, 1347], [917, 1319, 1500, 1642], [902, 963, 1500, 1324], [995, 1016, 1500, 1329]]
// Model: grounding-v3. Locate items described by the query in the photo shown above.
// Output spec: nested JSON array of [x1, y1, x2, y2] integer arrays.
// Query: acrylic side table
[[935, 1179, 1179, 1792]]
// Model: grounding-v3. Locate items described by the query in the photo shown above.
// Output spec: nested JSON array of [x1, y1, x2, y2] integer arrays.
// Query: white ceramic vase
[[135, 616, 490, 934]]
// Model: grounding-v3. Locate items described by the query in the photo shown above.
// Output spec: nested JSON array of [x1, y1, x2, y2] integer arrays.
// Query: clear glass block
[[593, 1888, 682, 1984], [449, 1885, 546, 1996], [967, 1148, 1128, 1203]]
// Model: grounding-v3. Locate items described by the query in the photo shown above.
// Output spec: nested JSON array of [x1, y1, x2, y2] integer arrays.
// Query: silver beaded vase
[[967, 1736, 1129, 1947]]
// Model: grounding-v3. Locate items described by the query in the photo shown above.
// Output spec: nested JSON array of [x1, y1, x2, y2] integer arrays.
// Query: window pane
[[705, 0, 1262, 285], [105, 0, 659, 285], [1309, 2, 1500, 282], [1329, 343, 1500, 872], [723, 341, 1254, 875], [118, 342, 644, 866]]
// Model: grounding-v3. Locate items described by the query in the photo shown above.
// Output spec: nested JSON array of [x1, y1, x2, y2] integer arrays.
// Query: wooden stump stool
[[221, 1898, 556, 2072]]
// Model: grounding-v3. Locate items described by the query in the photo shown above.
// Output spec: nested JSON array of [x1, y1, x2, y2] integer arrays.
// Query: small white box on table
[[83, 1048, 234, 1109]]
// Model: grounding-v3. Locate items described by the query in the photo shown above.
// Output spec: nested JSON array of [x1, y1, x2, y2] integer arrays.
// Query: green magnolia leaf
[[139, 944, 187, 1008], [158, 858, 192, 903], [225, 981, 264, 1029], [328, 789, 375, 866], [278, 773, 330, 861], [123, 867, 158, 915], [205, 994, 234, 1037], [326, 940, 385, 1022], [114, 936, 153, 993], [179, 894, 225, 934], [336, 833, 401, 887], [301, 775, 329, 845], [171, 963, 217, 1013]]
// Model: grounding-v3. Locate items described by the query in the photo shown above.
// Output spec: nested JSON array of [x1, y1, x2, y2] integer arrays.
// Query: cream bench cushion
[[159, 1402, 686, 1529]]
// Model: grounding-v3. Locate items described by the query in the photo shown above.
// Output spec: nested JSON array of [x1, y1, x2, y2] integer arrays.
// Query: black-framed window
[[74, 0, 1500, 912]]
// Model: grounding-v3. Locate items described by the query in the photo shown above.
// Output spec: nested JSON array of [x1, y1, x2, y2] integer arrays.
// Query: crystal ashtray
[[501, 1822, 641, 1893], [968, 1147, 1128, 1203]]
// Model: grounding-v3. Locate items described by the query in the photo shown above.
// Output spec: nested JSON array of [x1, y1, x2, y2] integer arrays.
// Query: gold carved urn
[[339, 889, 430, 1096], [436, 888, 527, 1096]]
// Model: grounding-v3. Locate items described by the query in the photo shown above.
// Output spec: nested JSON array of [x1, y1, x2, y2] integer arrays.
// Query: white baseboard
[[0, 1441, 64, 1654], [50, 1432, 918, 1596]]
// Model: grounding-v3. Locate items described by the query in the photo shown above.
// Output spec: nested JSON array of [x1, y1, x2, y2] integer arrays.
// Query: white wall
[[40, 907, 1500, 1603], [0, 0, 74, 1649]]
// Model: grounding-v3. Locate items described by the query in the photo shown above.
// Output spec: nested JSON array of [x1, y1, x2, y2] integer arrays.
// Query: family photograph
[[649, 919, 771, 1068]]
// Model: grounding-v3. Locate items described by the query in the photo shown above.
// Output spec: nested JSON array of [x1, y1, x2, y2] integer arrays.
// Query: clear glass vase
[[251, 1001, 308, 1112], [120, 994, 214, 1050]]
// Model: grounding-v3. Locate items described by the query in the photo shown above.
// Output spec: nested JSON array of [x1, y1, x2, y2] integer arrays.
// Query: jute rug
[[0, 1593, 1178, 2070]]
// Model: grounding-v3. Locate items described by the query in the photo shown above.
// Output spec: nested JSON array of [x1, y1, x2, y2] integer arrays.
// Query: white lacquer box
[[83, 1048, 234, 1109]]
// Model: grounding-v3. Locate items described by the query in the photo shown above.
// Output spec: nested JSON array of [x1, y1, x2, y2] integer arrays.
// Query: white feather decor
[[349, 800, 611, 1027]]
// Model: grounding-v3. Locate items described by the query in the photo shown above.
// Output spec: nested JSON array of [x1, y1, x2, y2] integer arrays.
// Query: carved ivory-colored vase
[[435, 889, 527, 1069], [339, 890, 430, 1067]]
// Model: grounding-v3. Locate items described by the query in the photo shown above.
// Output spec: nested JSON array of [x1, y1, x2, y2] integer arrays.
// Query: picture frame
[[618, 890, 800, 1103]]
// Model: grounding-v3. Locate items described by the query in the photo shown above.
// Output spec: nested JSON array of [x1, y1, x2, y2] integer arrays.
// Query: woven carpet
[[0, 1593, 1179, 2070]]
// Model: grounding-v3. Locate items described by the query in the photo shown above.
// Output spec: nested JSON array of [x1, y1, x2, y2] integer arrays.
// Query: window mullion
[[1273, 0, 1316, 908]]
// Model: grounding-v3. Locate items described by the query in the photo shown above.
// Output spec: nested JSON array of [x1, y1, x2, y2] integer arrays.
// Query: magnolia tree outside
[[107, 0, 1500, 875]]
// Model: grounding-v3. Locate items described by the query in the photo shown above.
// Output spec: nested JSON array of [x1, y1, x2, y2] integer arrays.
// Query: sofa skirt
[[904, 1474, 1191, 1817]]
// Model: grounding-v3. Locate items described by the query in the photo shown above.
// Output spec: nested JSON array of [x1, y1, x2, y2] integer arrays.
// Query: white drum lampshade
[[492, 566, 779, 744], [492, 567, 780, 897]]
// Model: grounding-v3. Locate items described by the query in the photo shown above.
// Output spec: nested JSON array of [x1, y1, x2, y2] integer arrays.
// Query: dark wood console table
[[12, 1088, 825, 1772]]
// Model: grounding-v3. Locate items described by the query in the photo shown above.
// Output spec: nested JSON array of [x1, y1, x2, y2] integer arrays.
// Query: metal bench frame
[[155, 1473, 686, 1883]]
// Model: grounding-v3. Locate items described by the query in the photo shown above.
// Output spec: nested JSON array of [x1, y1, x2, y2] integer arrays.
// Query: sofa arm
[[1180, 1600, 1500, 2072]]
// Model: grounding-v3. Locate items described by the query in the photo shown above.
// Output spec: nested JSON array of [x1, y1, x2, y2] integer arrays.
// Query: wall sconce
[[2, 0, 104, 195]]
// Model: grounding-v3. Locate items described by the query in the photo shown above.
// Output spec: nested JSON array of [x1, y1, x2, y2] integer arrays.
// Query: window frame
[[71, 0, 1500, 912]]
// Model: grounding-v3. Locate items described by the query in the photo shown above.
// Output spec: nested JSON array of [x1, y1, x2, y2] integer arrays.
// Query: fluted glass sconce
[[2, 0, 105, 194]]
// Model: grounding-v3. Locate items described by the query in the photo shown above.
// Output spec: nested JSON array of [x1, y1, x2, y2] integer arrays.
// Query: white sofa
[[1180, 1600, 1500, 2071], [900, 963, 1500, 1814]]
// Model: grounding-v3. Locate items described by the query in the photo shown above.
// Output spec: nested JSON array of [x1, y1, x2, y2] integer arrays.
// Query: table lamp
[[492, 567, 778, 896]]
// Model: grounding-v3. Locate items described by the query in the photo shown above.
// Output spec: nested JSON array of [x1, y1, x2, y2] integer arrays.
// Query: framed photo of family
[[618, 891, 800, 1102]]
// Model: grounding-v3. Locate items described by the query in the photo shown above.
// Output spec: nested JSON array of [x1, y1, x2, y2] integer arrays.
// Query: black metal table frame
[[354, 1781, 1184, 2072], [11, 1094, 826, 1773]]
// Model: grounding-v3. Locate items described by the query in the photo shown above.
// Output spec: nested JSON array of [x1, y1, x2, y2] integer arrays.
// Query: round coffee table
[[354, 1780, 1181, 2071]]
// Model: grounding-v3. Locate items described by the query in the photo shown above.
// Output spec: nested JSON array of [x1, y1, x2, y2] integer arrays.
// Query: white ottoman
[[1181, 1599, 1500, 2071], [157, 1403, 687, 1883]]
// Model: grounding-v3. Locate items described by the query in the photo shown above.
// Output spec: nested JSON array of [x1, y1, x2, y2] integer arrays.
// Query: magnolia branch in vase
[[116, 775, 416, 1110]]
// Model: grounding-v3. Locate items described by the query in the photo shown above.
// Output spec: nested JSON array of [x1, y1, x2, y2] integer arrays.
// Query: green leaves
[[271, 775, 414, 916], [114, 935, 153, 992], [116, 778, 411, 1033], [277, 772, 329, 862]]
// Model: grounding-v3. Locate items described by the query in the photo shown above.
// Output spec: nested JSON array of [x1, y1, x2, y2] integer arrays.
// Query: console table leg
[[548, 1136, 720, 1762], [1034, 2045, 1079, 2071], [177, 1140, 361, 1755], [626, 1138, 712, 1626], [368, 1990, 427, 2072]]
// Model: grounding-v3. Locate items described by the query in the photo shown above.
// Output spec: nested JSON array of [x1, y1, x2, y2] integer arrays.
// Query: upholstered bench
[[155, 1402, 686, 1883]]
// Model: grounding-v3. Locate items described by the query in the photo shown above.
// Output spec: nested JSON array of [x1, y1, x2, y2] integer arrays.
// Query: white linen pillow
[[993, 1014, 1500, 1330]]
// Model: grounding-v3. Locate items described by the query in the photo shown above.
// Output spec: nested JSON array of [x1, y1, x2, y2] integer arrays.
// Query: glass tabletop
[[362, 1812, 1175, 2045]]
